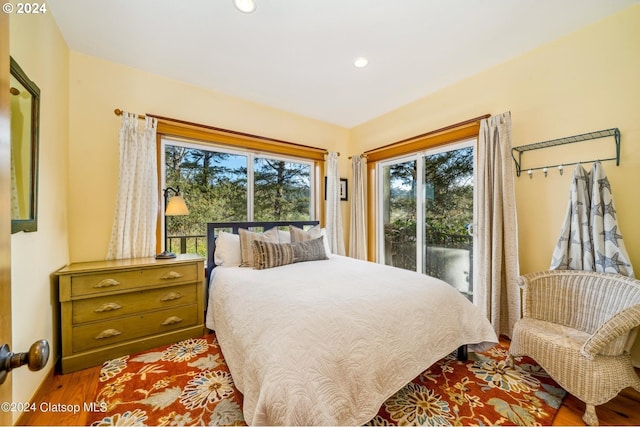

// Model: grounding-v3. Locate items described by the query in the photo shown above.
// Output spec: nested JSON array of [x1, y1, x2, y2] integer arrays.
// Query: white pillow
[[213, 231, 242, 266], [290, 225, 332, 256], [320, 228, 332, 256], [278, 229, 291, 243], [239, 227, 280, 267]]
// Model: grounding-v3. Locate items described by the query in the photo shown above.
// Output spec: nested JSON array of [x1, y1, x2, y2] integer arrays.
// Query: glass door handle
[[466, 223, 475, 236], [0, 339, 49, 384]]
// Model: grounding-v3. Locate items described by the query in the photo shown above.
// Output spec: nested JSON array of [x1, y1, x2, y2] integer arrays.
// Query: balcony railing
[[384, 227, 473, 300], [167, 234, 208, 257]]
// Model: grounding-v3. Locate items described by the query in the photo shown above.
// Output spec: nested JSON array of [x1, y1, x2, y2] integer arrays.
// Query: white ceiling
[[48, 0, 637, 128]]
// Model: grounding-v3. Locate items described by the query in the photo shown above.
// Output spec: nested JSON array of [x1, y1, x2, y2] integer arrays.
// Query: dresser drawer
[[57, 255, 205, 372], [72, 283, 198, 324], [70, 263, 198, 297], [72, 304, 199, 353]]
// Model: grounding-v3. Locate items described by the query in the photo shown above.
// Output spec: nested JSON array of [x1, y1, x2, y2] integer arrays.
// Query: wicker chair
[[508, 270, 640, 426]]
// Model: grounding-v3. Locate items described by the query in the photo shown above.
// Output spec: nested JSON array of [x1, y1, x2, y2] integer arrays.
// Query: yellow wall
[[7, 1, 640, 413], [68, 52, 351, 263], [9, 9, 70, 419], [351, 4, 640, 363]]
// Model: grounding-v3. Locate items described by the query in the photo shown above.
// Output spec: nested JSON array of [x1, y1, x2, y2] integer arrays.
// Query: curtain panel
[[326, 152, 345, 255], [475, 112, 520, 337], [107, 113, 158, 260], [349, 155, 367, 259]]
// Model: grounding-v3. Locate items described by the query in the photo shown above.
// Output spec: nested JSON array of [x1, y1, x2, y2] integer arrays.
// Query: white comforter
[[206, 255, 497, 426]]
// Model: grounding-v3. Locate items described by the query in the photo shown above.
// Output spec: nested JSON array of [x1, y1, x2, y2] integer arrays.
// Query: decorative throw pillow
[[290, 224, 320, 242], [290, 225, 332, 255], [292, 236, 328, 263], [252, 237, 328, 270], [213, 230, 242, 266], [239, 227, 280, 267], [252, 240, 295, 270]]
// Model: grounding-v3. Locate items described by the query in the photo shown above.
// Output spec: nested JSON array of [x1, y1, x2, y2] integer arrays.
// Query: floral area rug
[[88, 334, 565, 426], [88, 335, 244, 426], [366, 344, 566, 426]]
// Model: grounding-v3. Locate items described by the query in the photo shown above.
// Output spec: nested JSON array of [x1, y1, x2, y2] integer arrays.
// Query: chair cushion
[[515, 318, 590, 352]]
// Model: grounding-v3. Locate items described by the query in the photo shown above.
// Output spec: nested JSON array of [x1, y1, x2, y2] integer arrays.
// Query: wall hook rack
[[511, 128, 620, 177]]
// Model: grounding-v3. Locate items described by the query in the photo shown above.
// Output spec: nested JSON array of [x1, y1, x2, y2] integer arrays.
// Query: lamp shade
[[165, 195, 189, 216]]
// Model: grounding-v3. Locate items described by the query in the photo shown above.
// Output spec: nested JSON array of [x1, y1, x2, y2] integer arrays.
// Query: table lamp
[[156, 186, 189, 259]]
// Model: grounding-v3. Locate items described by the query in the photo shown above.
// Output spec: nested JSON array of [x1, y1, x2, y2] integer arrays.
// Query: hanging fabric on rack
[[550, 162, 634, 277], [590, 161, 634, 277], [550, 164, 593, 271]]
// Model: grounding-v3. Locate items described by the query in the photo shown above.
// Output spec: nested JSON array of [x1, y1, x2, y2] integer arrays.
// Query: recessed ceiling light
[[234, 0, 256, 13], [353, 57, 368, 68]]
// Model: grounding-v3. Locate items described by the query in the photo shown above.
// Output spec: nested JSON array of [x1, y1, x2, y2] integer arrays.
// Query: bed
[[205, 221, 498, 426]]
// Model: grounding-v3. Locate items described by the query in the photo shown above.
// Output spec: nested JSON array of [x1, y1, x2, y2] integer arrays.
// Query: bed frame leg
[[456, 345, 468, 361]]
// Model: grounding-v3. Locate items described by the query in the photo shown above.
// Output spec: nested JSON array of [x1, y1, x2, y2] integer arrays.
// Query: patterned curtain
[[551, 161, 634, 277], [349, 155, 367, 260], [106, 113, 158, 260], [325, 152, 345, 255], [475, 112, 520, 338]]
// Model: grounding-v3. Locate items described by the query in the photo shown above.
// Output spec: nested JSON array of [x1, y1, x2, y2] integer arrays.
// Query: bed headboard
[[206, 220, 320, 279]]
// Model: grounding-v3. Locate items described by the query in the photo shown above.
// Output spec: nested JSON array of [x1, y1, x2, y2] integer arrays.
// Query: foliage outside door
[[378, 140, 475, 300]]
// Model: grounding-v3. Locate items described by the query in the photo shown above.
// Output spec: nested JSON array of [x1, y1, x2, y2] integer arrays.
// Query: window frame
[[364, 115, 488, 261], [154, 117, 326, 253], [161, 136, 316, 226], [375, 138, 476, 274]]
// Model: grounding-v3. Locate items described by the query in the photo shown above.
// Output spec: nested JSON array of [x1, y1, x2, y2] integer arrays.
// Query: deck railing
[[167, 234, 207, 257]]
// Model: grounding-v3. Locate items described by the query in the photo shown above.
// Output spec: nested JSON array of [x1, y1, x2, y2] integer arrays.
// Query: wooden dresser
[[56, 254, 205, 373]]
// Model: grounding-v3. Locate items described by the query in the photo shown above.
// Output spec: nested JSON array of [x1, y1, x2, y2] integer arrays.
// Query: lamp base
[[155, 251, 177, 259]]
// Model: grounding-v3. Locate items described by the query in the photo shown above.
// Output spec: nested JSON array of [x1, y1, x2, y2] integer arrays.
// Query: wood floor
[[16, 350, 640, 426]]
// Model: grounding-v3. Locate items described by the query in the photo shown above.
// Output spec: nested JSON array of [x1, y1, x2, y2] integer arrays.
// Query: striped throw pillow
[[292, 237, 328, 263], [252, 240, 295, 270], [252, 237, 328, 270]]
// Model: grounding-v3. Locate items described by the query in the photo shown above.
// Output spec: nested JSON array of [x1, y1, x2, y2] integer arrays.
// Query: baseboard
[[14, 363, 56, 426]]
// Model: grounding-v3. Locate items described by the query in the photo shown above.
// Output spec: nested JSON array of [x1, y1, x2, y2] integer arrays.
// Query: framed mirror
[[9, 57, 40, 233]]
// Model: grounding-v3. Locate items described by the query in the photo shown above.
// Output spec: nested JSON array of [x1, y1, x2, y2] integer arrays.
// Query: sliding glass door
[[378, 140, 475, 300], [380, 159, 418, 271]]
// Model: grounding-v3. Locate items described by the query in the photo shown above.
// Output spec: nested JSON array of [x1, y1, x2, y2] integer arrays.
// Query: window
[[377, 139, 476, 299], [161, 138, 315, 257], [253, 157, 312, 221]]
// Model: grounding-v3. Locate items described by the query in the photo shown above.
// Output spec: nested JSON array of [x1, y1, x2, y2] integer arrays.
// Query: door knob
[[0, 339, 49, 384]]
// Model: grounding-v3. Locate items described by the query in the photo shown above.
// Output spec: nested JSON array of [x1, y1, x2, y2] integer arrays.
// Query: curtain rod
[[114, 108, 333, 155], [363, 114, 490, 156], [114, 108, 145, 119]]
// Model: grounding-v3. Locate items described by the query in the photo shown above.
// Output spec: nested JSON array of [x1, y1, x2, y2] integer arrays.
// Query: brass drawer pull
[[161, 316, 183, 326], [160, 271, 183, 280], [93, 278, 120, 288], [94, 302, 122, 313], [160, 292, 183, 302], [94, 329, 122, 339]]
